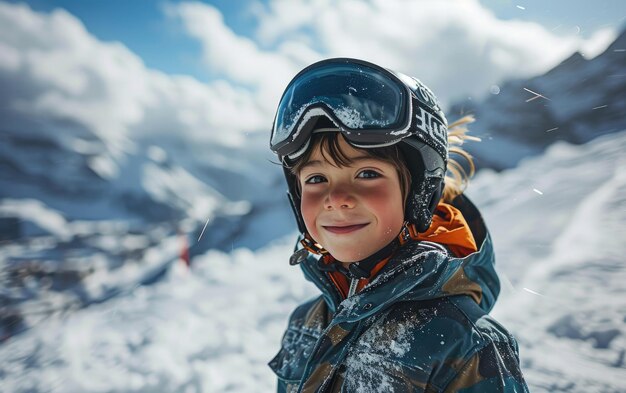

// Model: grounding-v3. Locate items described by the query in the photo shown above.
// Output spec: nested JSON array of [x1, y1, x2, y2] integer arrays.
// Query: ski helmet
[[270, 58, 448, 234]]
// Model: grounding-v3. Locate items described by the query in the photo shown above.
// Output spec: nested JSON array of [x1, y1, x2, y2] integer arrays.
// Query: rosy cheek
[[363, 184, 404, 221], [360, 185, 395, 206]]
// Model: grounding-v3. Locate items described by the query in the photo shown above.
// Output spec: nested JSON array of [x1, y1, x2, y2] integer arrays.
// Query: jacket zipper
[[347, 277, 360, 297]]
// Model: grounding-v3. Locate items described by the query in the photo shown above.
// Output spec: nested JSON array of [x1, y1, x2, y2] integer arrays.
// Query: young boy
[[268, 58, 528, 392]]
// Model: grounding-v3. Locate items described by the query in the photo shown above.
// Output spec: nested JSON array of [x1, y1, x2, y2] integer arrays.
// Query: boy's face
[[298, 136, 405, 263]]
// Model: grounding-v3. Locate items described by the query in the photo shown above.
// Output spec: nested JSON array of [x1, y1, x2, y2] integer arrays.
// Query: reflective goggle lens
[[271, 61, 407, 153]]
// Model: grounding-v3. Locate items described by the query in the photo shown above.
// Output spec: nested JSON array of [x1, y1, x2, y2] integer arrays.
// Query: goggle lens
[[271, 62, 407, 152]]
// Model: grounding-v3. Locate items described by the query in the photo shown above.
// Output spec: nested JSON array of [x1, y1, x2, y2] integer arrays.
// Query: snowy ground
[[473, 131, 626, 392], [1, 131, 625, 392]]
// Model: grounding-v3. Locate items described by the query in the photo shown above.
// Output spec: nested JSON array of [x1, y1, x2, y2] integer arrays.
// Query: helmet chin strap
[[289, 232, 326, 265]]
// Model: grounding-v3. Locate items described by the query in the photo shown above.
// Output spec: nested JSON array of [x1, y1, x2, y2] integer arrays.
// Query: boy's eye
[[357, 170, 381, 179], [304, 175, 327, 184]]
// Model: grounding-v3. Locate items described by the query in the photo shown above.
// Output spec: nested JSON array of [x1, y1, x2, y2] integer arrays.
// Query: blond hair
[[442, 115, 479, 202]]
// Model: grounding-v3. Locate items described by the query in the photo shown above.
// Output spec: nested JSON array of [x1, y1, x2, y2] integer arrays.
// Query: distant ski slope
[[0, 131, 624, 392]]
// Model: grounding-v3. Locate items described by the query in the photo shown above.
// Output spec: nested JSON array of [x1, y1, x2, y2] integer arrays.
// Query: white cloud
[[250, 0, 617, 104], [166, 1, 319, 115], [0, 41, 20, 71], [0, 1, 268, 158], [580, 27, 619, 58]]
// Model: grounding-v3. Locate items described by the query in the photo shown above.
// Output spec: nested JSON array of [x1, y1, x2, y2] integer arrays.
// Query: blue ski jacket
[[270, 195, 529, 392]]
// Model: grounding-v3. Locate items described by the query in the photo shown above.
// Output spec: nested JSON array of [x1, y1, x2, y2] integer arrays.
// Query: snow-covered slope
[[1, 131, 624, 392], [448, 29, 626, 171], [470, 130, 626, 392]]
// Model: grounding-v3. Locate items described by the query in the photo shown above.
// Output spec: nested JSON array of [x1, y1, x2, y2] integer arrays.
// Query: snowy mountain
[[1, 130, 624, 393], [0, 125, 294, 339], [0, 114, 285, 244], [448, 28, 626, 170]]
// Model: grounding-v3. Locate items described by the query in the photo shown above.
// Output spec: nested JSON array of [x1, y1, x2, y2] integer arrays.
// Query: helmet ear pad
[[405, 176, 444, 233], [428, 179, 445, 216], [398, 140, 446, 233]]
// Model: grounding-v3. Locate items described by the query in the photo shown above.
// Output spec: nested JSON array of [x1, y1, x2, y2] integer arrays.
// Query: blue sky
[[6, 0, 267, 80], [10, 0, 625, 83]]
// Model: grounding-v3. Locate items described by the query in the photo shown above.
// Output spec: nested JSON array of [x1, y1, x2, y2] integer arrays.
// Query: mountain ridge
[[448, 28, 626, 170]]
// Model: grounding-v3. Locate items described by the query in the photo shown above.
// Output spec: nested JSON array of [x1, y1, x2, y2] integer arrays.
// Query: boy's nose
[[325, 186, 356, 210]]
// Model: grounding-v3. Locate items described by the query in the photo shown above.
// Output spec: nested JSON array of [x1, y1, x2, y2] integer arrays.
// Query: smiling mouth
[[322, 223, 369, 234]]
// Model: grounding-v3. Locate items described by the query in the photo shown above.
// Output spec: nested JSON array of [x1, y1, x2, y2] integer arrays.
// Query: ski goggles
[[270, 58, 448, 163]]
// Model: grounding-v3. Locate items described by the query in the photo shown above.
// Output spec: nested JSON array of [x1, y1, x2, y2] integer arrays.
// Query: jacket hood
[[298, 194, 500, 321]]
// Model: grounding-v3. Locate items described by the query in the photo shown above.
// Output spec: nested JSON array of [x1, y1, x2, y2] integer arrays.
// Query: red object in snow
[[179, 232, 190, 268]]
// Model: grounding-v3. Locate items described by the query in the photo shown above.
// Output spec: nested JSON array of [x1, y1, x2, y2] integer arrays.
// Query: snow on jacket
[[269, 195, 529, 392]]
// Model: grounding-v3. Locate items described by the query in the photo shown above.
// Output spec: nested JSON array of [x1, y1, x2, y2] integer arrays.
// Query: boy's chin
[[326, 248, 373, 263], [322, 237, 396, 263]]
